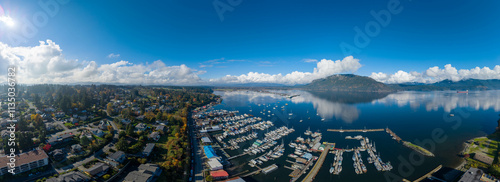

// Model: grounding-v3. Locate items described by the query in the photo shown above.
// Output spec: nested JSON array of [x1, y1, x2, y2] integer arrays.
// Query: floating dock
[[327, 128, 385, 132], [261, 164, 278, 174]]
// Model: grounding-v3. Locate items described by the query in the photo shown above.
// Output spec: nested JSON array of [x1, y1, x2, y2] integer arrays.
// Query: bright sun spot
[[0, 16, 15, 27]]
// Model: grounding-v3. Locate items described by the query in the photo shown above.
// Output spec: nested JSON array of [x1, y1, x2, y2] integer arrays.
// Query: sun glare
[[0, 16, 15, 27]]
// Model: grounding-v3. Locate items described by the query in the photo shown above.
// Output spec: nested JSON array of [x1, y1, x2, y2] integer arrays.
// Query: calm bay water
[[211, 90, 500, 182]]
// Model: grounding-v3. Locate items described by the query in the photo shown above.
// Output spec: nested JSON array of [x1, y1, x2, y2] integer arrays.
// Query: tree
[[126, 124, 134, 136], [42, 144, 51, 152], [80, 136, 90, 146], [102, 174, 111, 180], [206, 175, 213, 182], [106, 103, 113, 116], [107, 125, 114, 133], [116, 137, 128, 151], [119, 131, 126, 138]]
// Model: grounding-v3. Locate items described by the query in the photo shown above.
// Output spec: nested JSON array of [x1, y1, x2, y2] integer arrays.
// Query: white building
[[207, 158, 223, 171]]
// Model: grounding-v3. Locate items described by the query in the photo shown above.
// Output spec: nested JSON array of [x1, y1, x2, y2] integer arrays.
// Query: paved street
[[190, 121, 204, 182]]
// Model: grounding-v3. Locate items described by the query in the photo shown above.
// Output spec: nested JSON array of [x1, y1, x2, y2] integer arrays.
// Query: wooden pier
[[412, 165, 442, 182], [227, 151, 250, 160], [327, 128, 385, 132], [301, 143, 334, 182], [385, 128, 402, 143], [241, 165, 262, 177]]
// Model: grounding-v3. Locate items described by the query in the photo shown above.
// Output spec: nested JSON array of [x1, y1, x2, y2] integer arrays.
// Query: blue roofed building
[[203, 145, 218, 159]]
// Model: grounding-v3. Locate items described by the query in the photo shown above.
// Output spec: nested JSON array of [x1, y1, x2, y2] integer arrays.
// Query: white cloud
[[107, 53, 120, 58], [210, 56, 362, 85], [303, 59, 318, 63], [370, 64, 500, 84], [0, 40, 204, 85]]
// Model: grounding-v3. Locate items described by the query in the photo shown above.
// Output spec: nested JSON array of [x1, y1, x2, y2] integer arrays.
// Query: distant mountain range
[[299, 74, 500, 92], [300, 74, 393, 92]]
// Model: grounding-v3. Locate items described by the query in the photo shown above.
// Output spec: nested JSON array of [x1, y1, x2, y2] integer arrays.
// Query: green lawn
[[64, 122, 75, 128]]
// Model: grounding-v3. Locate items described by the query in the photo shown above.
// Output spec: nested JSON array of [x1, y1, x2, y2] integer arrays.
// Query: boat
[[330, 166, 334, 174], [457, 90, 468, 93], [299, 120, 303, 122]]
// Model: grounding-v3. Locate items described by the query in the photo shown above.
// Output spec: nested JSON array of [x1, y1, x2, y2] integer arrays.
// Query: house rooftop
[[0, 149, 48, 168], [123, 170, 153, 182], [46, 171, 91, 182], [85, 162, 110, 176], [109, 151, 125, 161]]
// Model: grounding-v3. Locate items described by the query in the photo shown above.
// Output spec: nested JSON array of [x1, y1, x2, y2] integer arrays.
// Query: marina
[[188, 90, 495, 182]]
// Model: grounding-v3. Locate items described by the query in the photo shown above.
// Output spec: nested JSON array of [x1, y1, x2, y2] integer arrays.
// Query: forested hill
[[300, 74, 394, 92]]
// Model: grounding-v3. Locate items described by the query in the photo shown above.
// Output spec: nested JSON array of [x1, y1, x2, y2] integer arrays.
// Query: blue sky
[[0, 0, 499, 85]]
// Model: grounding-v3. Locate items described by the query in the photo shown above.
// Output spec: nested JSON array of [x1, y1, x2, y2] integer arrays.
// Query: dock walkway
[[301, 144, 333, 182], [386, 128, 402, 142], [327, 128, 385, 132]]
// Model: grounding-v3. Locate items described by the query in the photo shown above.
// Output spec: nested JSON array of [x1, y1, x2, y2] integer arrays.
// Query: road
[[189, 117, 204, 182]]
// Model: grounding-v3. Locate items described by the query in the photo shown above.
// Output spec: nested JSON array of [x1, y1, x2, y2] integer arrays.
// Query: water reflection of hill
[[306, 91, 390, 104]]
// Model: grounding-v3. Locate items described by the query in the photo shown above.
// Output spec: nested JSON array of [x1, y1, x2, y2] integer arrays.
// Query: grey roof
[[459, 168, 483, 182], [155, 125, 165, 130], [149, 132, 160, 138], [143, 143, 155, 154], [138, 163, 160, 175], [473, 152, 494, 165], [71, 144, 83, 150], [123, 170, 153, 182], [109, 151, 125, 161], [201, 137, 212, 143], [46, 171, 91, 182], [85, 162, 110, 176]]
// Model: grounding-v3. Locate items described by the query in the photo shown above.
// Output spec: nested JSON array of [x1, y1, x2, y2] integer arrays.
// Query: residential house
[[0, 149, 49, 176], [55, 111, 65, 118], [46, 133, 74, 146], [123, 163, 161, 182], [84, 162, 109, 177], [155, 125, 166, 133], [90, 128, 104, 137], [51, 149, 65, 161], [79, 115, 88, 121], [148, 132, 160, 141], [71, 144, 83, 154], [107, 151, 126, 167], [135, 123, 147, 132], [46, 171, 90, 182], [121, 119, 131, 125], [98, 120, 108, 130], [80, 131, 93, 140], [136, 115, 145, 121], [143, 143, 155, 157]]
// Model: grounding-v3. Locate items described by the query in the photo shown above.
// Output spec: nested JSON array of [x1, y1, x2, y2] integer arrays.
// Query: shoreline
[[453, 135, 489, 170]]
